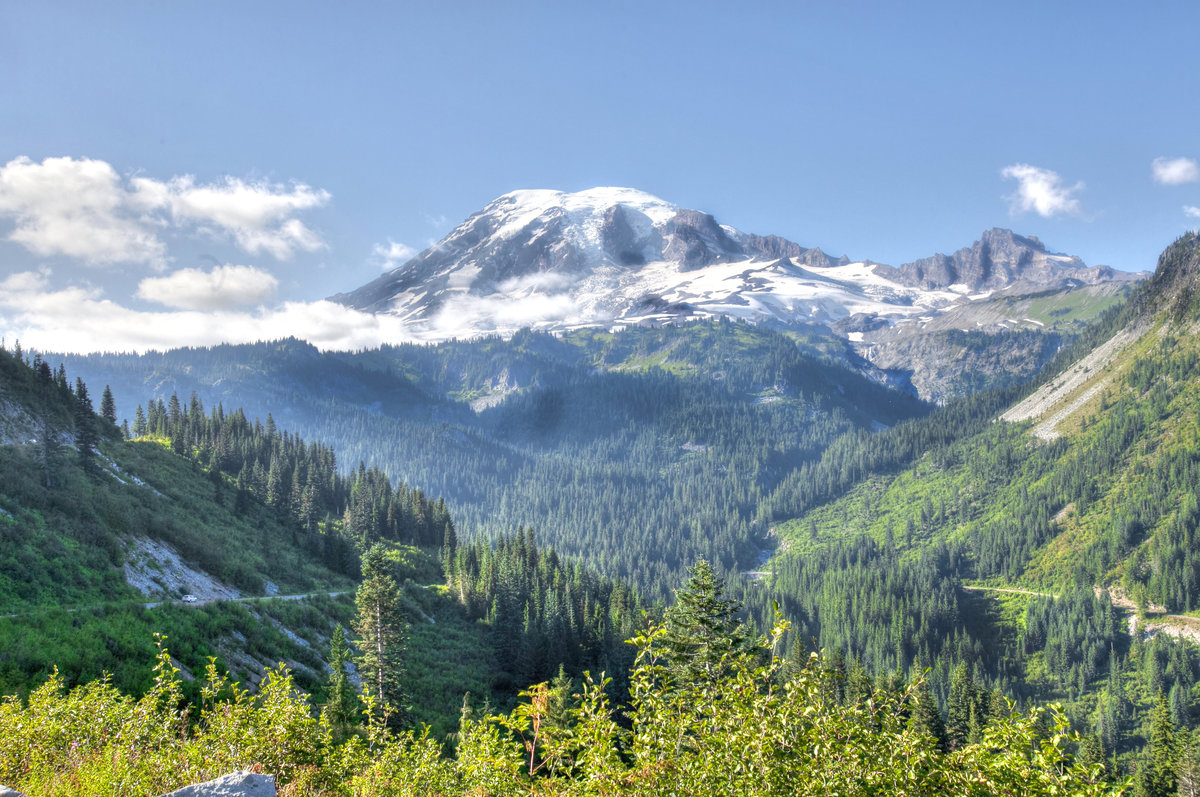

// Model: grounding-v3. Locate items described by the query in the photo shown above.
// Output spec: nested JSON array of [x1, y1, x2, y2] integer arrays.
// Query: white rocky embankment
[[123, 536, 241, 602], [999, 322, 1149, 440]]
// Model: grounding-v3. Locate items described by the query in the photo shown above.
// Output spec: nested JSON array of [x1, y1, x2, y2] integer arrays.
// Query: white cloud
[[132, 174, 330, 259], [1152, 156, 1200, 186], [429, 272, 580, 338], [0, 156, 331, 265], [136, 264, 279, 310], [0, 274, 417, 353], [1000, 163, 1084, 218], [0, 156, 167, 264], [372, 240, 419, 271], [1184, 206, 1200, 219]]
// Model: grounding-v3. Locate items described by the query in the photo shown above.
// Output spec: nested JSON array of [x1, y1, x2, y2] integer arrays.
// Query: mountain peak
[[496, 186, 676, 212], [1138, 231, 1200, 320], [873, 227, 1116, 292], [330, 189, 1134, 342]]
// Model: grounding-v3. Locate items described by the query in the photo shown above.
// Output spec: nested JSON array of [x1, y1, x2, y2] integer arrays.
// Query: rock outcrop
[[161, 771, 275, 797]]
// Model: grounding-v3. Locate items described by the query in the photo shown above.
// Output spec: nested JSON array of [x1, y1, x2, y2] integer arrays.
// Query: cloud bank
[[1001, 163, 1084, 218], [136, 265, 279, 310], [0, 156, 168, 264], [0, 270, 415, 353], [132, 174, 329, 259], [0, 156, 330, 265]]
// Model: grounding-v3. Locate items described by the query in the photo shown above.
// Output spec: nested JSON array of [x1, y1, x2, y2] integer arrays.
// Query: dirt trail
[[4, 590, 351, 620], [963, 585, 1058, 598]]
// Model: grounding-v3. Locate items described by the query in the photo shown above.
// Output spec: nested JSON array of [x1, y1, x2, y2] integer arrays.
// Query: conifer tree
[[946, 661, 979, 750], [660, 559, 751, 686], [1143, 692, 1178, 797], [354, 544, 409, 728], [1177, 728, 1200, 797], [99, 385, 117, 425], [324, 623, 360, 735], [72, 377, 99, 475], [907, 678, 947, 751]]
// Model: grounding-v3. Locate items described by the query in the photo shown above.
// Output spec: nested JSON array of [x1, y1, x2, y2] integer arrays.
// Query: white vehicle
[[181, 594, 197, 603]]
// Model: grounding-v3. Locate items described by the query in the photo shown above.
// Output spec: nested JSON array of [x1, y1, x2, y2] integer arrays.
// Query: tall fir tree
[[660, 559, 751, 687], [72, 377, 99, 476], [324, 623, 360, 737], [99, 385, 117, 425], [353, 544, 409, 729]]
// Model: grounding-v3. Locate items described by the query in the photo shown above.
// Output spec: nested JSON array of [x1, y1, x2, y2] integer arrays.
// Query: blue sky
[[2, 1, 1199, 352]]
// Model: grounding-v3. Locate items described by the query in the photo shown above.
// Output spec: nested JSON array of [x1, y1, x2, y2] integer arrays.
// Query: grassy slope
[[0, 354, 501, 740]]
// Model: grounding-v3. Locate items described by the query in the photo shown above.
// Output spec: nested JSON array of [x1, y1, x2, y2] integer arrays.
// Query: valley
[[2, 202, 1196, 793]]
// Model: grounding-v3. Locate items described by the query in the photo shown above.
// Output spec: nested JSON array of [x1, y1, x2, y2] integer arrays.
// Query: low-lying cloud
[[0, 271, 416, 353], [136, 264, 279, 310], [429, 272, 580, 338], [1001, 163, 1084, 218]]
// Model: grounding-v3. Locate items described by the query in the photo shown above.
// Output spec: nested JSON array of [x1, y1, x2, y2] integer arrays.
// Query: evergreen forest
[[7, 233, 1200, 793]]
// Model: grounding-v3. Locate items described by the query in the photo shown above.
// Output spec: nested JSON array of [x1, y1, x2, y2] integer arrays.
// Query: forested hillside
[[0, 565, 1125, 796], [737, 233, 1200, 784], [58, 322, 928, 600], [0, 343, 642, 741]]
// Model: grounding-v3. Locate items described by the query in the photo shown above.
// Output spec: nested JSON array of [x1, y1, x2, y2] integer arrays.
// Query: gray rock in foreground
[[0, 785, 26, 796], [160, 771, 275, 797]]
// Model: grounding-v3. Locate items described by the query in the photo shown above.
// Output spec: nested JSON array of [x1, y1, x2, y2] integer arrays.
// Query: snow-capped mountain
[[333, 187, 1133, 346]]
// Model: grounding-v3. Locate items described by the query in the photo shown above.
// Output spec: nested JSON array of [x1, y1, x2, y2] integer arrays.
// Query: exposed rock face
[[600, 203, 661, 266], [0, 784, 26, 796], [330, 187, 841, 317], [1135, 231, 1200, 320], [662, 208, 744, 270], [160, 771, 275, 797], [876, 228, 1125, 292]]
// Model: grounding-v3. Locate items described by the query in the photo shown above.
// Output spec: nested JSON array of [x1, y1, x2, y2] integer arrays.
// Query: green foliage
[[0, 626, 1127, 796]]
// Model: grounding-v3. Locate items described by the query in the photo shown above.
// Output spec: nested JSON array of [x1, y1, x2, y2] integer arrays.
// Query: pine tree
[[906, 678, 947, 751], [73, 377, 99, 476], [354, 544, 409, 729], [324, 623, 360, 736], [1178, 728, 1200, 797], [1136, 692, 1178, 797], [99, 385, 117, 425], [660, 559, 751, 687], [945, 661, 978, 750]]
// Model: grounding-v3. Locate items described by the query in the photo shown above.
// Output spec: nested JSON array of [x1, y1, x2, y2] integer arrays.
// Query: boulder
[[160, 771, 275, 797], [0, 785, 26, 796]]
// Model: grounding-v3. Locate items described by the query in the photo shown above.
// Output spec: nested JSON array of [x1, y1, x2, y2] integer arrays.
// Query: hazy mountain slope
[[58, 322, 928, 599], [848, 281, 1137, 402]]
